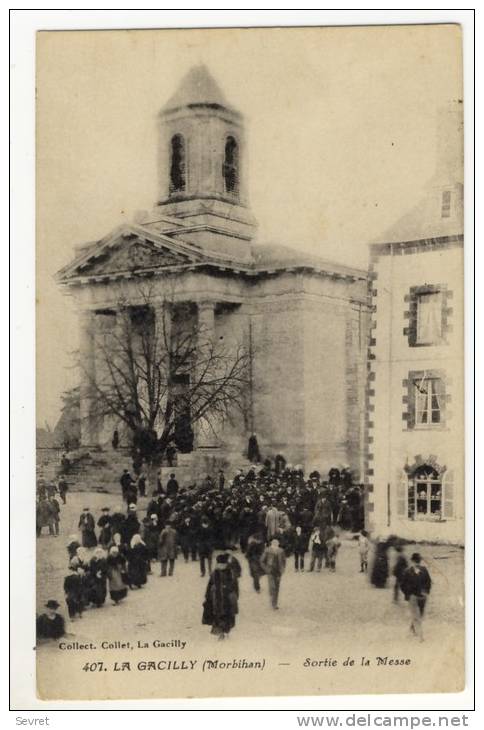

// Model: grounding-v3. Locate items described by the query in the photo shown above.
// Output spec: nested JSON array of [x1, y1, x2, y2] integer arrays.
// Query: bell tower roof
[[162, 64, 240, 116]]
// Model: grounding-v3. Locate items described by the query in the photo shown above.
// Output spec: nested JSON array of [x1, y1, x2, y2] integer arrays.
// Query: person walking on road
[[401, 552, 432, 642], [392, 544, 409, 602], [245, 532, 265, 592], [78, 507, 97, 548], [261, 537, 286, 610], [58, 478, 68, 505], [158, 517, 178, 577], [202, 553, 238, 640]]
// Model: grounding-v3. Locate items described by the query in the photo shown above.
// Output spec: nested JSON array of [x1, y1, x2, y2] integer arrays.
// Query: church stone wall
[[301, 299, 349, 475], [251, 297, 306, 465], [213, 305, 251, 454], [248, 273, 369, 475]]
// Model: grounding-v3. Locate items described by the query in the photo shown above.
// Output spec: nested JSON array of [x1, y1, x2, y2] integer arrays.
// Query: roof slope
[[163, 64, 236, 113]]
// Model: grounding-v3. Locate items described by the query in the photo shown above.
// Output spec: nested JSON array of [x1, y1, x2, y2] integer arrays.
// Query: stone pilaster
[[79, 309, 99, 446], [153, 301, 172, 356], [195, 301, 219, 448], [197, 300, 215, 342]]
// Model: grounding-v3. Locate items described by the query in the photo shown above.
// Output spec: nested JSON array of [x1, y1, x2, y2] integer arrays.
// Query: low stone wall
[[36, 445, 254, 493]]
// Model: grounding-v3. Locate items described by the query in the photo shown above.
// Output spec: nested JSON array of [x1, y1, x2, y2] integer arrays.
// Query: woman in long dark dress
[[122, 505, 140, 545], [371, 538, 390, 588], [106, 546, 128, 605], [127, 535, 149, 589], [202, 554, 238, 640], [88, 547, 108, 607], [78, 508, 97, 548]]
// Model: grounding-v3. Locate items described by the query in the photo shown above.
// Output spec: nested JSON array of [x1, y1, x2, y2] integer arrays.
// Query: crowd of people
[[36, 461, 432, 643], [36, 478, 68, 537]]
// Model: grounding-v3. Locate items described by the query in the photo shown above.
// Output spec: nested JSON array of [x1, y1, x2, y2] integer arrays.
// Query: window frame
[[414, 376, 443, 428], [409, 473, 442, 521], [404, 369, 447, 431], [415, 289, 443, 346], [405, 284, 448, 348], [397, 464, 454, 522]]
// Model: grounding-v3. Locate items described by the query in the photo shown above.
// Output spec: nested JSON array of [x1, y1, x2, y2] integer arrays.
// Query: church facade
[[57, 66, 370, 479]]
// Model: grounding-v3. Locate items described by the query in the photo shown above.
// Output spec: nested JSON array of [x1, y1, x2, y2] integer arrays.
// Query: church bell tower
[[154, 65, 257, 261]]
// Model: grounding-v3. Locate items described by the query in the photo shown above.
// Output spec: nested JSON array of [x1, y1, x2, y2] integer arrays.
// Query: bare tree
[[79, 285, 250, 467]]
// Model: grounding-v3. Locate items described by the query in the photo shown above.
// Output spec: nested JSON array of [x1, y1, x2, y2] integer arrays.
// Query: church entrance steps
[[36, 445, 260, 493]]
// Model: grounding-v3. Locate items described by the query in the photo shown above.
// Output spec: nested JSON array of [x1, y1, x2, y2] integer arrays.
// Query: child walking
[[308, 526, 325, 572], [293, 525, 308, 572], [358, 529, 370, 573]]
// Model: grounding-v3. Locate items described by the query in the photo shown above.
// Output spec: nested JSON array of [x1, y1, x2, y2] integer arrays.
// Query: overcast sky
[[36, 25, 462, 428]]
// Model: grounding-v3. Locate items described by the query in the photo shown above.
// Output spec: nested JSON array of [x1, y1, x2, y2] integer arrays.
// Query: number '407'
[[82, 662, 106, 672]]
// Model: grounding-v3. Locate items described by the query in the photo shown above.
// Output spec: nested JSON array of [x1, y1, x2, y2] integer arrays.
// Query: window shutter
[[396, 470, 407, 517], [443, 470, 455, 519], [408, 293, 418, 347], [407, 377, 417, 429]]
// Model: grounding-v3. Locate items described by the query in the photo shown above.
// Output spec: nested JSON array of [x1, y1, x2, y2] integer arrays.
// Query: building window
[[408, 465, 442, 520], [405, 285, 447, 347], [169, 134, 186, 194], [441, 190, 452, 218], [416, 290, 442, 344], [223, 136, 239, 195], [414, 376, 443, 426], [397, 463, 454, 522], [404, 369, 447, 430]]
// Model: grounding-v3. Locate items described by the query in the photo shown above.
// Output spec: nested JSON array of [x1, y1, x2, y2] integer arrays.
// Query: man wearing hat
[[401, 553, 432, 641], [58, 476, 68, 505], [63, 559, 88, 619], [143, 513, 161, 569], [36, 600, 65, 640], [97, 507, 112, 548], [110, 505, 126, 538], [166, 473, 179, 498], [158, 516, 178, 577], [120, 468, 136, 502]]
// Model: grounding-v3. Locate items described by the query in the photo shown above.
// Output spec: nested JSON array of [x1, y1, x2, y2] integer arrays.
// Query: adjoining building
[[56, 65, 370, 479], [366, 102, 464, 543]]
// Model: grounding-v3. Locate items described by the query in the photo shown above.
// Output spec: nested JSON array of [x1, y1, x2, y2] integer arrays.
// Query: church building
[[57, 65, 370, 479]]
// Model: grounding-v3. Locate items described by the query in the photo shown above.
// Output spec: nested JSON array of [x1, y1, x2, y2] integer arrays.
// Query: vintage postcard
[[35, 24, 464, 700]]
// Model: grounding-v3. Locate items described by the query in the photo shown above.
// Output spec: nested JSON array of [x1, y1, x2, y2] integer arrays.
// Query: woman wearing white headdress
[[127, 534, 149, 589], [106, 545, 128, 605], [88, 547, 108, 607]]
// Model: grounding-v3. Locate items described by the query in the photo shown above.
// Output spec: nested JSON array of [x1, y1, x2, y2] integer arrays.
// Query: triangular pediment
[[57, 224, 209, 282], [79, 237, 191, 276]]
